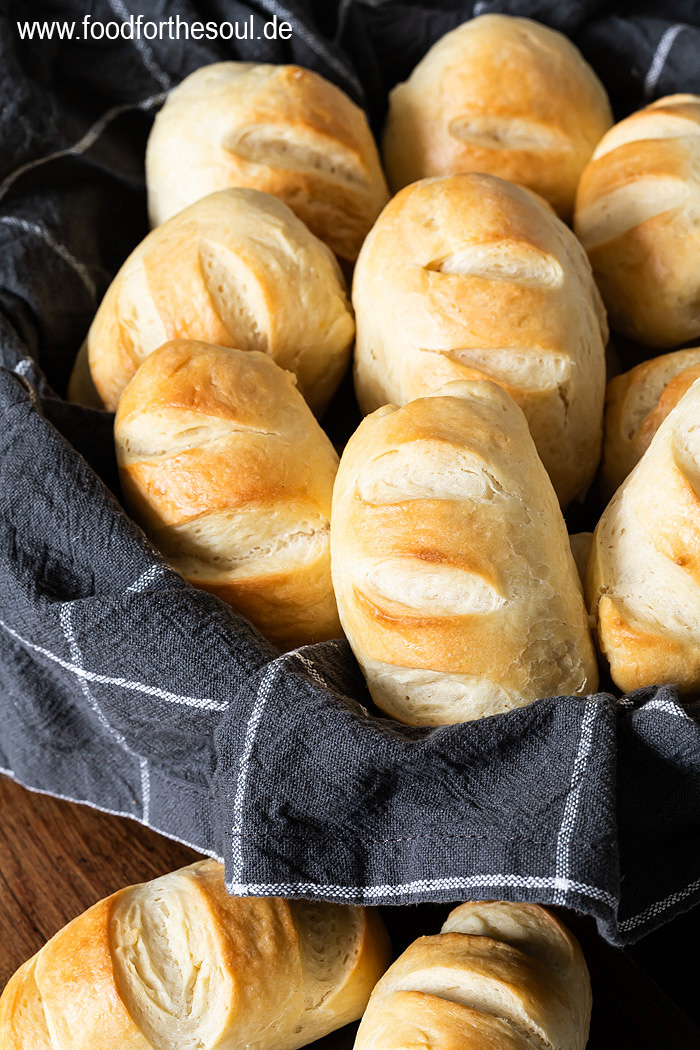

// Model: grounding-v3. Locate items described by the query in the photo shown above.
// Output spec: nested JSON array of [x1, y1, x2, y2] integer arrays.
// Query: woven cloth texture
[[1, 0, 699, 946]]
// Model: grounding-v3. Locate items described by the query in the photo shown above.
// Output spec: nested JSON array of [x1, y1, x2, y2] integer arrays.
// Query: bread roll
[[87, 188, 354, 413], [330, 380, 598, 725], [586, 376, 700, 693], [354, 901, 591, 1050], [574, 94, 700, 347], [383, 14, 612, 220], [602, 346, 700, 494], [115, 340, 341, 651], [0, 858, 391, 1050], [66, 340, 103, 408], [352, 173, 608, 507], [146, 63, 389, 263], [569, 532, 594, 588]]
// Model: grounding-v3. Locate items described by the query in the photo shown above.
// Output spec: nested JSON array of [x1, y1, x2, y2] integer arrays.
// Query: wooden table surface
[[1, 773, 699, 1049]]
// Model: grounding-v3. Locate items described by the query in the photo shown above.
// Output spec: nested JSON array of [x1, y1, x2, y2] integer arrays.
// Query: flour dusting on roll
[[115, 340, 342, 650], [146, 62, 389, 263], [352, 172, 607, 507], [87, 188, 354, 414], [331, 380, 598, 725]]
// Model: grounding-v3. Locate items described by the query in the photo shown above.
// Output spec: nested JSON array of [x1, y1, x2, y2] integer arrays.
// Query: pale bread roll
[[0, 859, 391, 1050], [354, 901, 591, 1050], [146, 62, 389, 263], [569, 532, 594, 589], [383, 14, 612, 220], [602, 346, 700, 495], [115, 340, 341, 651], [352, 172, 608, 507], [586, 376, 700, 693], [87, 188, 354, 413], [330, 380, 598, 726], [575, 94, 700, 347]]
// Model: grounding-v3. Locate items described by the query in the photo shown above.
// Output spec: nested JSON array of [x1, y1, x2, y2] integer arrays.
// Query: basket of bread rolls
[[1, 2, 700, 1048]]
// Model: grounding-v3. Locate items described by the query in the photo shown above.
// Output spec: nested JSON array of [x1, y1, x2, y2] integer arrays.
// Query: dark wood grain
[[0, 774, 199, 987], [1, 774, 699, 1050]]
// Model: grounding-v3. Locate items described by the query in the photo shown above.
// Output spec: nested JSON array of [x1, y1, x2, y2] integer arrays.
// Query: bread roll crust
[[115, 340, 342, 650], [602, 347, 700, 494], [0, 859, 391, 1050], [354, 901, 591, 1050], [33, 894, 146, 1050], [352, 172, 607, 507], [360, 990, 535, 1050], [88, 188, 354, 413], [586, 376, 700, 693], [0, 955, 53, 1050], [146, 63, 389, 262], [569, 531, 594, 588], [383, 14, 612, 219], [574, 94, 700, 347], [331, 380, 598, 725]]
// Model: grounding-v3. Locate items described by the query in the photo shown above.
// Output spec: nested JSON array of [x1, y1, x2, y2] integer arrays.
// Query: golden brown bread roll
[[354, 901, 592, 1050], [330, 380, 598, 725], [383, 14, 612, 220], [602, 346, 700, 495], [0, 858, 392, 1050], [574, 94, 700, 347], [586, 376, 700, 693], [146, 62, 389, 263], [352, 172, 608, 507], [87, 188, 354, 413], [115, 340, 342, 651]]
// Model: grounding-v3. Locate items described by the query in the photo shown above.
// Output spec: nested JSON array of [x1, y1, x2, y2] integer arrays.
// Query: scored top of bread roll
[[115, 340, 342, 651], [0, 859, 392, 1050], [383, 13, 612, 220], [574, 94, 700, 347], [352, 172, 608, 507], [146, 62, 390, 263], [586, 376, 700, 694], [354, 901, 591, 1050], [331, 380, 598, 726], [87, 188, 354, 413], [602, 346, 700, 495]]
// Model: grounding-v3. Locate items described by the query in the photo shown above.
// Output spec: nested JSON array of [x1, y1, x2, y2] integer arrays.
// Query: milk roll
[[602, 346, 700, 495], [586, 376, 700, 693], [352, 173, 608, 507], [383, 14, 612, 220], [354, 901, 591, 1050], [115, 340, 342, 651], [146, 62, 389, 263], [575, 94, 700, 347], [331, 381, 598, 725], [87, 188, 354, 413], [569, 532, 594, 588], [0, 859, 391, 1050]]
